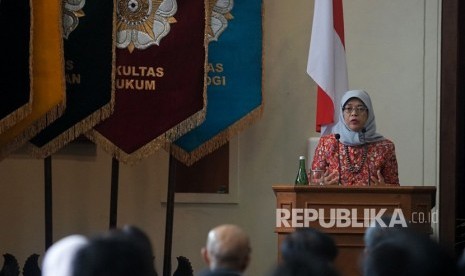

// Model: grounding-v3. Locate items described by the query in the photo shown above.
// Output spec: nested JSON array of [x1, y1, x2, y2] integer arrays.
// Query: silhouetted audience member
[[280, 228, 338, 263], [42, 225, 157, 276], [271, 256, 339, 276], [72, 225, 158, 276], [199, 224, 251, 276], [364, 215, 407, 252], [363, 227, 456, 276], [457, 248, 465, 276], [273, 228, 339, 276]]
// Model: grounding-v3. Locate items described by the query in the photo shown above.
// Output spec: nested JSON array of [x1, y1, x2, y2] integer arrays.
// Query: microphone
[[361, 128, 370, 186], [335, 134, 342, 185]]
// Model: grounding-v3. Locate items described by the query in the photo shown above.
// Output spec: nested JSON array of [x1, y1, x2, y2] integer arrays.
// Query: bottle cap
[[299, 156, 305, 160]]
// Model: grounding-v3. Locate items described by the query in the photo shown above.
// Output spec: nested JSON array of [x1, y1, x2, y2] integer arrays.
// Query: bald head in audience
[[201, 224, 251, 274]]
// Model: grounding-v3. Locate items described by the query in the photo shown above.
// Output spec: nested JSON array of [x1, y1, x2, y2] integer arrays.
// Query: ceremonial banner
[[0, 0, 66, 160], [0, 0, 32, 134], [87, 0, 208, 164], [307, 0, 348, 135], [29, 0, 115, 158], [169, 0, 263, 166]]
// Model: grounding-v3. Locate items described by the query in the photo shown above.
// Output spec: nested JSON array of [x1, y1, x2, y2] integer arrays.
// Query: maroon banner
[[87, 0, 207, 164]]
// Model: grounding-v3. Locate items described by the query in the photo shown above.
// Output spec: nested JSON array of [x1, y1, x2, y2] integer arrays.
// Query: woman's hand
[[324, 169, 339, 185], [370, 170, 385, 185]]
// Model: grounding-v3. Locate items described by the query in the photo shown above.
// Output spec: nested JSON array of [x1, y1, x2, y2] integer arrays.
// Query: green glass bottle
[[295, 156, 309, 185]]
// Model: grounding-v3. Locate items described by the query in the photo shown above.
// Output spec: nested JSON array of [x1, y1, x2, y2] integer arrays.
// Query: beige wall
[[0, 0, 441, 275]]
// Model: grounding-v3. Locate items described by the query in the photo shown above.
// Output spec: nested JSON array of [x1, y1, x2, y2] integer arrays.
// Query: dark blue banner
[[171, 0, 263, 165]]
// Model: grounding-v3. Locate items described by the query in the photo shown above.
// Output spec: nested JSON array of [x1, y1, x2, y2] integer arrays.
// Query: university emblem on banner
[[116, 0, 177, 53], [87, 0, 208, 164], [170, 0, 263, 166], [62, 0, 86, 39], [29, 0, 115, 157], [207, 0, 233, 41]]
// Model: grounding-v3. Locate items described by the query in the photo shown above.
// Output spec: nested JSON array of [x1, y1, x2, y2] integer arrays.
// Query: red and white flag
[[307, 0, 348, 135]]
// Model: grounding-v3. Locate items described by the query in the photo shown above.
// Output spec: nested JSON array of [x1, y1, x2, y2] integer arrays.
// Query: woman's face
[[343, 98, 368, 132]]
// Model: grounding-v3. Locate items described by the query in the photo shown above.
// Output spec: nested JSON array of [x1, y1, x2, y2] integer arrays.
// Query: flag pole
[[109, 157, 119, 229], [163, 154, 177, 276], [44, 156, 53, 249]]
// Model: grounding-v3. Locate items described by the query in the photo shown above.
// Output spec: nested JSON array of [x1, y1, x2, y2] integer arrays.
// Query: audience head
[[281, 228, 338, 263], [201, 224, 251, 272], [72, 225, 157, 276], [271, 257, 339, 276], [364, 215, 407, 251], [42, 235, 89, 276], [363, 227, 456, 276]]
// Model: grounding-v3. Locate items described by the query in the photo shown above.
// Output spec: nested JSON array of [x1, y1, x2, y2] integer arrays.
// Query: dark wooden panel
[[174, 142, 229, 193], [440, 0, 460, 255], [456, 0, 465, 255]]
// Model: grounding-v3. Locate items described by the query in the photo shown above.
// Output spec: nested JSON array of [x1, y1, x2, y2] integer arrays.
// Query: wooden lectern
[[273, 185, 436, 276]]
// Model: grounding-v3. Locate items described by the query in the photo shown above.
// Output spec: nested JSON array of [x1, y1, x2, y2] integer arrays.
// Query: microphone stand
[[365, 143, 370, 186], [361, 129, 370, 186], [335, 134, 342, 185]]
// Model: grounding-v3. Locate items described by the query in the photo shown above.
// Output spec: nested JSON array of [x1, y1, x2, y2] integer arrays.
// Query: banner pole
[[109, 157, 119, 229], [163, 155, 177, 276], [44, 156, 53, 249]]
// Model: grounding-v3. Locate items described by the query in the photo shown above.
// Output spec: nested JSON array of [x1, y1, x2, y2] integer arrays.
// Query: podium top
[[272, 184, 436, 193], [272, 185, 437, 207], [273, 184, 435, 199]]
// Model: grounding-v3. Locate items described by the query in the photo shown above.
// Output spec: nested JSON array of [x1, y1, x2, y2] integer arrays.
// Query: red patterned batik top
[[311, 134, 399, 186]]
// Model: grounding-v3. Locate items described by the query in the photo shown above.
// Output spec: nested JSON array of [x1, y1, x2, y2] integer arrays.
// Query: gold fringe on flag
[[86, 82, 207, 165], [169, 104, 263, 166], [28, 101, 114, 158], [0, 103, 32, 135]]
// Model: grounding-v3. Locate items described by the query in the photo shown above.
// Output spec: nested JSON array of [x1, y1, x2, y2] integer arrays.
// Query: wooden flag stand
[[44, 156, 53, 250], [109, 157, 119, 229], [163, 155, 177, 276]]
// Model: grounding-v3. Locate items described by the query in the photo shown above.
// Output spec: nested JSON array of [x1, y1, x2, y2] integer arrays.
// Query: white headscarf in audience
[[42, 235, 89, 276]]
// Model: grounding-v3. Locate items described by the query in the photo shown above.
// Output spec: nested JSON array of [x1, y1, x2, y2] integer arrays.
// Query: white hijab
[[42, 235, 89, 276], [332, 90, 384, 145]]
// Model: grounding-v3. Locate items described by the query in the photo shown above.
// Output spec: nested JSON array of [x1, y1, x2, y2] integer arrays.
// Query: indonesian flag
[[307, 0, 348, 135]]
